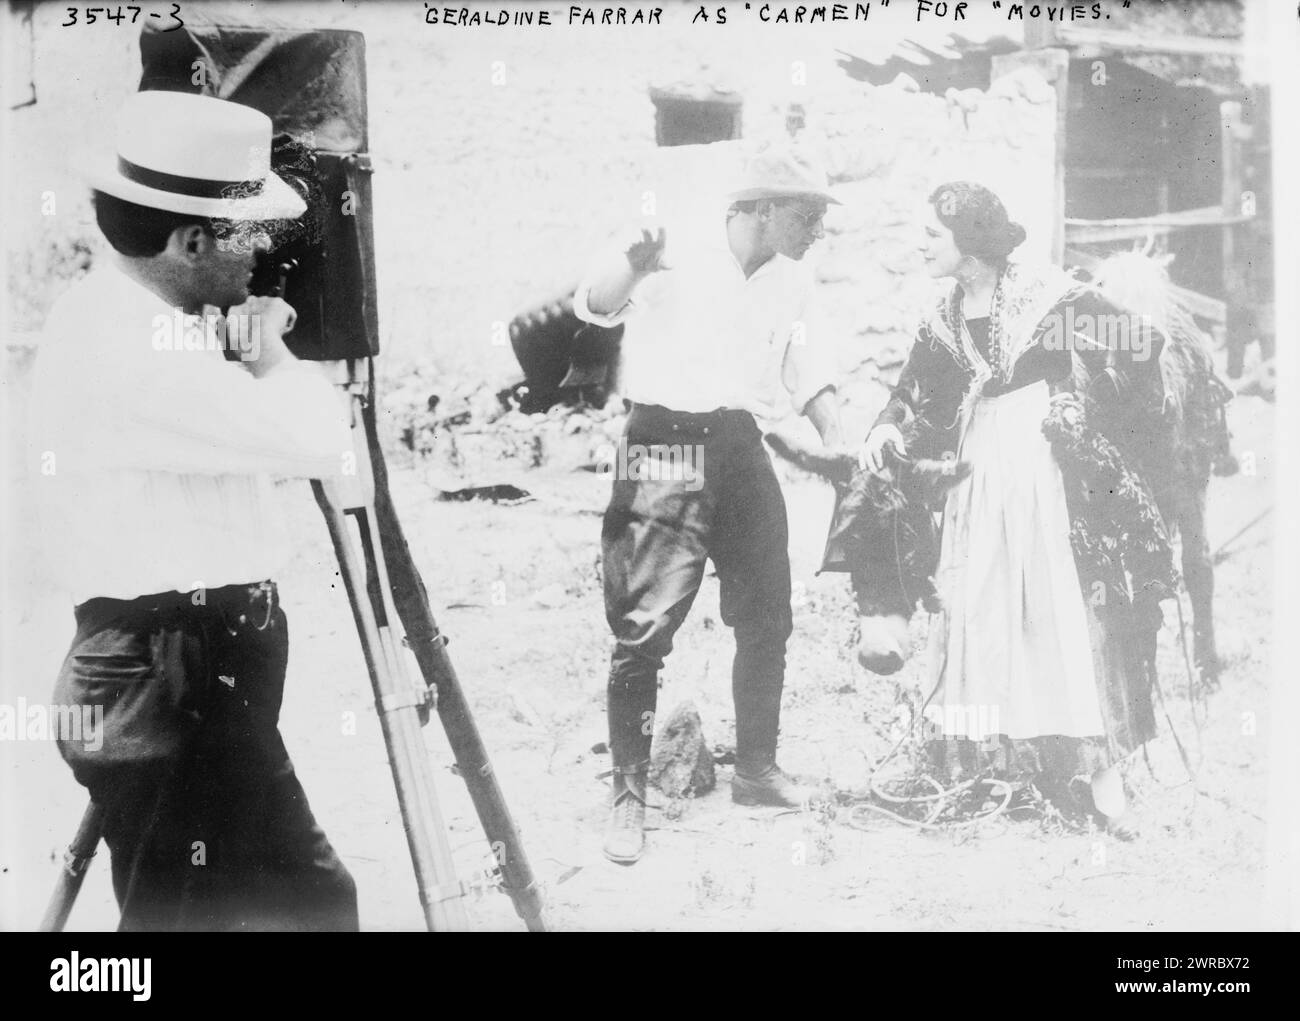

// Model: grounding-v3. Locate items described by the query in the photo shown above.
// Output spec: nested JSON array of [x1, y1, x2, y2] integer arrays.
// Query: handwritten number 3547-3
[[62, 5, 184, 31]]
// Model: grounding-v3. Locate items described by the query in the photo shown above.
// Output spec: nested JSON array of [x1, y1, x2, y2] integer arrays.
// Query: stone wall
[[358, 9, 1059, 442], [792, 65, 1057, 438]]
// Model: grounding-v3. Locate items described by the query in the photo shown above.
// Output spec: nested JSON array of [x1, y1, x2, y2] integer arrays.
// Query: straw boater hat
[[84, 91, 306, 220], [727, 146, 841, 206]]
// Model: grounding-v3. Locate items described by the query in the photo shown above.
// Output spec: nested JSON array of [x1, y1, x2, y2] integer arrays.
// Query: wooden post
[[992, 48, 1071, 267]]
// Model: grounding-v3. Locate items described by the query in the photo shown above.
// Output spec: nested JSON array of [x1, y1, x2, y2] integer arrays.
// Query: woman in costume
[[860, 182, 1170, 835]]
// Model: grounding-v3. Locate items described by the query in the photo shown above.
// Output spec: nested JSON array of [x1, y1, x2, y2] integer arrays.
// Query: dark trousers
[[602, 404, 794, 774], [54, 583, 358, 931]]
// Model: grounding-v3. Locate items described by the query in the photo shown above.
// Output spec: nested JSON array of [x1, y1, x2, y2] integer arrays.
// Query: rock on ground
[[650, 701, 717, 798]]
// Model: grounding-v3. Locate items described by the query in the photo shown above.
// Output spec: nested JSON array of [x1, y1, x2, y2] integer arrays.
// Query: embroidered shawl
[[917, 261, 1081, 431]]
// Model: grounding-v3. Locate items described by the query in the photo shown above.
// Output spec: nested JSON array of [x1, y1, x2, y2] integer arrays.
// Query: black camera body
[[138, 19, 378, 362]]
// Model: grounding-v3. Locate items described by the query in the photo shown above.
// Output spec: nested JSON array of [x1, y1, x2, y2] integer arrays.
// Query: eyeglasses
[[783, 203, 827, 230]]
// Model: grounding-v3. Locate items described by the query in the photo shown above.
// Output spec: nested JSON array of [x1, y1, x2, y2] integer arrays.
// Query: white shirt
[[573, 214, 837, 422], [30, 263, 351, 604]]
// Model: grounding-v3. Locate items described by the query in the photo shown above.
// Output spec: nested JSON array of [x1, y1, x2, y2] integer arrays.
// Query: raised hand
[[624, 227, 669, 276]]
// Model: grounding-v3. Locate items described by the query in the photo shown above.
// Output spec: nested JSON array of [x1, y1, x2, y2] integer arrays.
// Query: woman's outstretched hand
[[859, 424, 906, 474]]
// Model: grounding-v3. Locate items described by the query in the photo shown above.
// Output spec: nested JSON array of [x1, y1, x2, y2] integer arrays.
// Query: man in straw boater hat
[[32, 91, 358, 929], [575, 146, 846, 864]]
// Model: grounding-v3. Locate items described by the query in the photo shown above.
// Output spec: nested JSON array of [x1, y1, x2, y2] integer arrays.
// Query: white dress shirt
[[30, 262, 351, 604], [573, 213, 837, 422]]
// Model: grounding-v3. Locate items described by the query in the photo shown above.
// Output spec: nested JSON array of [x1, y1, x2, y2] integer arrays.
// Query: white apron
[[925, 380, 1105, 742]]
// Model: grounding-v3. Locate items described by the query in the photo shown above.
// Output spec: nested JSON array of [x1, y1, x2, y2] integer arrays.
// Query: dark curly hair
[[928, 181, 1026, 268]]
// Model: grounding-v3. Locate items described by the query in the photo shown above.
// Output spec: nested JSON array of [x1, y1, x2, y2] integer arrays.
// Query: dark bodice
[[965, 316, 1071, 398], [873, 278, 1163, 462]]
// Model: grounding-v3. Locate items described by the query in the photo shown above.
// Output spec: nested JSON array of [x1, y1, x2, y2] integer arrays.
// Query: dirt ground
[[0, 0, 1284, 935], [0, 387, 1277, 932]]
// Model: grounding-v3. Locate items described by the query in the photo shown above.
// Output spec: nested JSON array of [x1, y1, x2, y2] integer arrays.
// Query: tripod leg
[[408, 625, 549, 932], [39, 800, 105, 932], [313, 480, 469, 932], [361, 398, 548, 931]]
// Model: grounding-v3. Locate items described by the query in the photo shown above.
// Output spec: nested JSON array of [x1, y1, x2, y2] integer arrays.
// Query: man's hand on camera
[[227, 296, 297, 379]]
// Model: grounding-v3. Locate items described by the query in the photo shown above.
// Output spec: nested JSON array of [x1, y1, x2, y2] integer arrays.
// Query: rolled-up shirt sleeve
[[573, 228, 645, 328], [781, 289, 838, 414], [573, 278, 634, 328]]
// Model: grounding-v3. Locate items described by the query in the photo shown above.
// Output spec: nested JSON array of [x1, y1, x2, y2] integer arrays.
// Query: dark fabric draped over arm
[[1057, 286, 1168, 476], [1079, 286, 1162, 398], [1046, 286, 1164, 405]]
